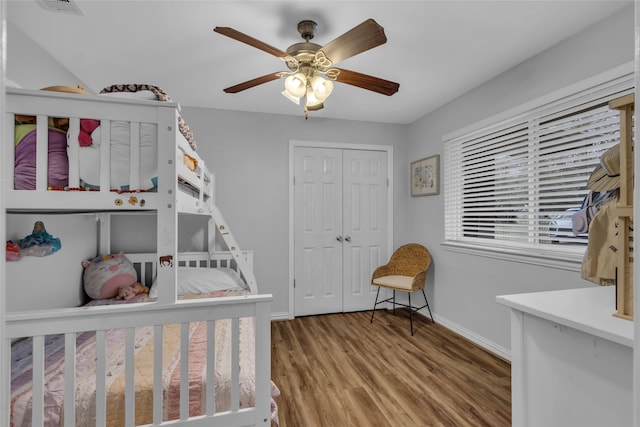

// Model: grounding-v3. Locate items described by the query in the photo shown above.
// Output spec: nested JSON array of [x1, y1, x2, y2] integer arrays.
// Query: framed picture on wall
[[411, 154, 440, 196]]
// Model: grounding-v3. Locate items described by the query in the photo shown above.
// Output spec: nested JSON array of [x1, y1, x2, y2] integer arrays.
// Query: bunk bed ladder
[[208, 205, 259, 294]]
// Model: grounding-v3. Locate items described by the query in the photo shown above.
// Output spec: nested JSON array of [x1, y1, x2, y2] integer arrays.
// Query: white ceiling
[[6, 0, 632, 124]]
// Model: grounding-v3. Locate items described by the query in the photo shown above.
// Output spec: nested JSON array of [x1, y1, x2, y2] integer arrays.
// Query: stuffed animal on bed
[[82, 251, 138, 299], [116, 282, 150, 300]]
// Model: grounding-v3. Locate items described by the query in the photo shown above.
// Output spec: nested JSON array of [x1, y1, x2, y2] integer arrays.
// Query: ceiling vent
[[36, 0, 84, 16]]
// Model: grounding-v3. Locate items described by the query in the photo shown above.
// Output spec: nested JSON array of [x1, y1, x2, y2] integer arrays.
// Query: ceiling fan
[[213, 19, 400, 118]]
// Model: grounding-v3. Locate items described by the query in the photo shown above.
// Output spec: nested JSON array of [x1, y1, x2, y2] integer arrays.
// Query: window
[[443, 66, 633, 266]]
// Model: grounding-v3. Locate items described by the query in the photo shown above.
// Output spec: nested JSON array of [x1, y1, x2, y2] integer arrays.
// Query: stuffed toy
[[116, 282, 150, 300], [18, 221, 61, 257], [5, 241, 20, 261], [82, 251, 138, 299]]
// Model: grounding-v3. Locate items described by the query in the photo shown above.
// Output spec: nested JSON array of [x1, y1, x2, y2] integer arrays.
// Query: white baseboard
[[428, 311, 511, 361], [270, 311, 290, 321]]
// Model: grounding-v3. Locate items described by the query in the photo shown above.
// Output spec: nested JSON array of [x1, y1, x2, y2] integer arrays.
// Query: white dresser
[[497, 286, 633, 427]]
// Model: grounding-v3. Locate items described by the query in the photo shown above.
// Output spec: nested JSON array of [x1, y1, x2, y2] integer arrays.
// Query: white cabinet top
[[496, 286, 633, 347]]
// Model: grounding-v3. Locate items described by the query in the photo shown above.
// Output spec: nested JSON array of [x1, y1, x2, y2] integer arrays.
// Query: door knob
[[336, 235, 343, 242], [344, 235, 351, 242]]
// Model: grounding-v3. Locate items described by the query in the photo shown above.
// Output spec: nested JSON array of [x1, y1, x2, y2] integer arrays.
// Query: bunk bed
[[2, 87, 277, 426]]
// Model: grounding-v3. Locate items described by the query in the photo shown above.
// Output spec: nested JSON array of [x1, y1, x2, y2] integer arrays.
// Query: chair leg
[[392, 290, 396, 314], [408, 292, 414, 336], [370, 287, 381, 323], [422, 289, 434, 323]]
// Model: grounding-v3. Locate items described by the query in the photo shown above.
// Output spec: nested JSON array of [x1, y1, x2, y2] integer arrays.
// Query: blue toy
[[18, 221, 61, 257]]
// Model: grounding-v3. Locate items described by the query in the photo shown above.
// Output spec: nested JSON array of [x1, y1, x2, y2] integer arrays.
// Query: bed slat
[[32, 335, 45, 427], [125, 327, 136, 427], [67, 117, 81, 188], [99, 120, 111, 191], [129, 122, 141, 190], [4, 112, 15, 189], [63, 333, 77, 427], [231, 317, 240, 412], [35, 115, 48, 191], [255, 302, 272, 424], [206, 319, 216, 416], [153, 324, 164, 424], [180, 322, 190, 420], [95, 330, 107, 427]]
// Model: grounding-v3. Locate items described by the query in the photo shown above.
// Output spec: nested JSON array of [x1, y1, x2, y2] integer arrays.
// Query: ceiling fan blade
[[214, 27, 288, 58], [318, 19, 388, 66], [223, 73, 283, 93], [334, 68, 399, 96]]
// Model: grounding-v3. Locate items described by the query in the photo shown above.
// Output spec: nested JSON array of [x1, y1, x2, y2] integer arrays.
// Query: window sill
[[441, 241, 583, 272]]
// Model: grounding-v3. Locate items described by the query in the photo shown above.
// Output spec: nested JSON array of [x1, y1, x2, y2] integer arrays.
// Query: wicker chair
[[370, 243, 434, 335]]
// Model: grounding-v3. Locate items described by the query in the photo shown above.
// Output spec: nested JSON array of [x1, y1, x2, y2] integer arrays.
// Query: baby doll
[[116, 282, 150, 300]]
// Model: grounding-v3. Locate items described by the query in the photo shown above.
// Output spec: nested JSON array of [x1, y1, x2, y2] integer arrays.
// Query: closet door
[[342, 149, 388, 312], [293, 146, 389, 316], [293, 147, 344, 316]]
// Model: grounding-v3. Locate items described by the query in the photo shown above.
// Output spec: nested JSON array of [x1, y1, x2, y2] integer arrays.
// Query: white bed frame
[[1, 88, 272, 426]]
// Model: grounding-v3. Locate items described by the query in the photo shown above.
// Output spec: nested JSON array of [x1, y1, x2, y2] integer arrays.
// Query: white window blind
[[444, 69, 633, 261]]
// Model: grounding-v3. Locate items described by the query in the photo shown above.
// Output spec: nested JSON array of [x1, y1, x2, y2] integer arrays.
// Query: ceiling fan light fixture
[[310, 75, 333, 102], [306, 101, 324, 112], [305, 86, 324, 108], [281, 90, 301, 105], [284, 72, 307, 98]]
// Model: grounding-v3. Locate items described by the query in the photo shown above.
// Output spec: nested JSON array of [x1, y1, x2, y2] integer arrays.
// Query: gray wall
[[405, 5, 634, 353], [6, 20, 90, 91], [5, 4, 634, 356]]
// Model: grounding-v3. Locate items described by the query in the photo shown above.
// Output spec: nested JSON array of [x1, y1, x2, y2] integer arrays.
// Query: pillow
[[149, 267, 245, 298], [79, 120, 158, 190], [82, 251, 138, 299], [99, 90, 157, 101]]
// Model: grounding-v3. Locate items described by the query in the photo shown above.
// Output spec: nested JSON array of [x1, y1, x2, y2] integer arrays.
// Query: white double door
[[293, 146, 390, 316]]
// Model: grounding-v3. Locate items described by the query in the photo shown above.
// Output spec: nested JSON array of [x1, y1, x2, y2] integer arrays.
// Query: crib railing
[[4, 293, 273, 427]]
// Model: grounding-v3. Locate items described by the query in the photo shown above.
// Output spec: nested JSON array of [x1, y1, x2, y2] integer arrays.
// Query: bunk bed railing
[[4, 88, 213, 213]]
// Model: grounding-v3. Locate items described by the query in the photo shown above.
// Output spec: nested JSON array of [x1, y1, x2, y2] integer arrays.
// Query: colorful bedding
[[10, 291, 280, 426], [13, 124, 68, 190]]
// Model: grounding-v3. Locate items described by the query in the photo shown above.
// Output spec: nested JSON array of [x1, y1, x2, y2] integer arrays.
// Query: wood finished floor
[[271, 310, 511, 427]]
